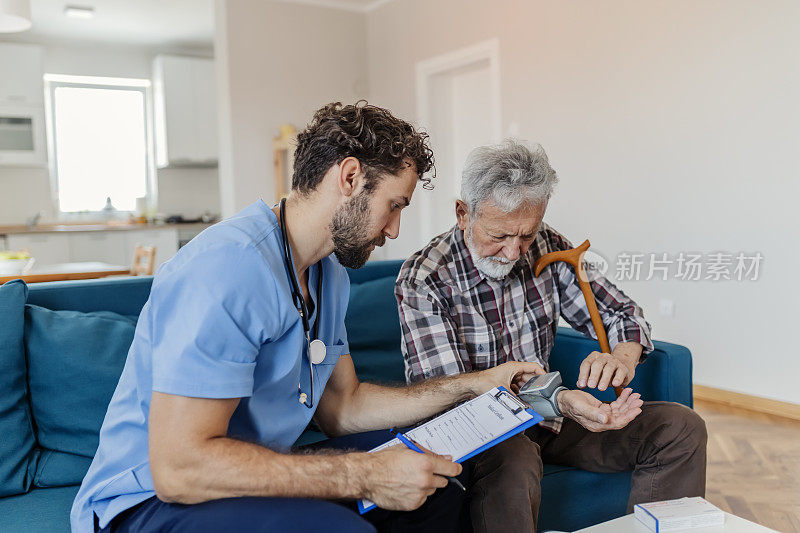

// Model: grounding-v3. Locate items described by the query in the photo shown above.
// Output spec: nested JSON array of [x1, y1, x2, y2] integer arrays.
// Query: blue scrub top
[[70, 200, 351, 532]]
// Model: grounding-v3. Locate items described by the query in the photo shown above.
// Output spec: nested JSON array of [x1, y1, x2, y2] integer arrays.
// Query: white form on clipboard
[[358, 386, 544, 513]]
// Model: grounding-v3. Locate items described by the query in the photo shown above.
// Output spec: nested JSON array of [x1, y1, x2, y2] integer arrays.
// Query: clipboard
[[357, 386, 544, 513]]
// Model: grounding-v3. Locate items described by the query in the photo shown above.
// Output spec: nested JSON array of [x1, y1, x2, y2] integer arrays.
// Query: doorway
[[392, 39, 501, 259]]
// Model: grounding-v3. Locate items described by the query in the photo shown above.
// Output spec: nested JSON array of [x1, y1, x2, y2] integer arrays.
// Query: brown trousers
[[467, 401, 708, 533]]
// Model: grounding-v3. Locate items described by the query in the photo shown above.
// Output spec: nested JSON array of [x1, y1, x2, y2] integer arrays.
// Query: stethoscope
[[279, 198, 326, 408]]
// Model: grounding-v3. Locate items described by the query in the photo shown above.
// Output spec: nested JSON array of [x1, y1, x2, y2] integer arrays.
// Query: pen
[[390, 428, 467, 492]]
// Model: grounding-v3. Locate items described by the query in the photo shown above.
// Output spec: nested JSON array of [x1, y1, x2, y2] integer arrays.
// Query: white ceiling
[[6, 0, 215, 48], [1, 0, 394, 48]]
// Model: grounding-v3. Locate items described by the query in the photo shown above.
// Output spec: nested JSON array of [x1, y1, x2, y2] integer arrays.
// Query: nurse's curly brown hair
[[292, 101, 435, 194]]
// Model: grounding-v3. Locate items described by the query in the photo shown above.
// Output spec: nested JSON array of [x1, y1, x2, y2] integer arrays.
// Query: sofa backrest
[[26, 276, 154, 317], [344, 260, 406, 384], [26, 262, 410, 385]]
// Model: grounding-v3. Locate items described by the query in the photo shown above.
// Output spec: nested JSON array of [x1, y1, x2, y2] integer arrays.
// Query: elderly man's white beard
[[465, 226, 518, 280]]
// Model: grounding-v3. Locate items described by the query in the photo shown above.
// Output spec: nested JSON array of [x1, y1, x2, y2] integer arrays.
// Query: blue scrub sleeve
[[149, 244, 281, 398]]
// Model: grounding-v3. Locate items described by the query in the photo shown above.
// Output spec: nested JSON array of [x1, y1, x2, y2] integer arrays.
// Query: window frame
[[44, 74, 157, 220]]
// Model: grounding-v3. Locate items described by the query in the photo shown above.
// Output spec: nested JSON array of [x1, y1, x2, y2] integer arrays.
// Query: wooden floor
[[695, 399, 800, 532]]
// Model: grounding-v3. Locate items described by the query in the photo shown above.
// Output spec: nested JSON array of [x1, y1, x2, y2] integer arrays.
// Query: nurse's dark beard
[[329, 191, 384, 269]]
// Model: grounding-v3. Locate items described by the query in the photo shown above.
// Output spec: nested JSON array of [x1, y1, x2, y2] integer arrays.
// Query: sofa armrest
[[548, 327, 693, 408]]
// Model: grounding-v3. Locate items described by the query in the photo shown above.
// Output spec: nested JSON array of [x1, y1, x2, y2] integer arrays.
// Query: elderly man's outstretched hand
[[556, 387, 643, 432]]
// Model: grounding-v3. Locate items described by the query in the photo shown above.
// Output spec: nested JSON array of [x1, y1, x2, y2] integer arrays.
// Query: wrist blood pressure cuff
[[517, 371, 567, 420]]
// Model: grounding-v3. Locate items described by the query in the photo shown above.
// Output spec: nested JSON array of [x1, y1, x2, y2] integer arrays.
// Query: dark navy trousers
[[101, 430, 470, 533]]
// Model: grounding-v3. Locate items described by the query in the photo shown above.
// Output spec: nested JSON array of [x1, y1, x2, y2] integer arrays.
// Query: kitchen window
[[45, 75, 155, 215]]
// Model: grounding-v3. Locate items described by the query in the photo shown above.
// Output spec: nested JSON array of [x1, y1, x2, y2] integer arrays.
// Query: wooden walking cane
[[533, 239, 624, 397]]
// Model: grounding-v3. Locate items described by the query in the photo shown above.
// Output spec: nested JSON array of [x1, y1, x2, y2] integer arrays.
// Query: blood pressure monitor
[[518, 371, 568, 420]]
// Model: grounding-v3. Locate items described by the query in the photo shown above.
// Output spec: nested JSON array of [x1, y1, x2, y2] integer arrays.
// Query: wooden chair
[[131, 244, 157, 276]]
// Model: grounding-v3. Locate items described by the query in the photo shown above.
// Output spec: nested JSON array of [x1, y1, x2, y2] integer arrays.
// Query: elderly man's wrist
[[612, 342, 642, 365], [556, 389, 572, 417]]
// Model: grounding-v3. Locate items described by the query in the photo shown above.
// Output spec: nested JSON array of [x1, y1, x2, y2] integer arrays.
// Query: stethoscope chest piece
[[309, 339, 327, 365]]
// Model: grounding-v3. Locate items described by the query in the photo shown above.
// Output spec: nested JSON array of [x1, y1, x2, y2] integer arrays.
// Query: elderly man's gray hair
[[461, 139, 558, 214]]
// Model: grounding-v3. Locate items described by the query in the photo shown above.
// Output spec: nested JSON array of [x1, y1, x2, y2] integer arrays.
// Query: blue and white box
[[634, 497, 725, 532]]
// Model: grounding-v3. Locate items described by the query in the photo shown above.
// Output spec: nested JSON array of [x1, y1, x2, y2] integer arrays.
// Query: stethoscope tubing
[[279, 198, 323, 409]]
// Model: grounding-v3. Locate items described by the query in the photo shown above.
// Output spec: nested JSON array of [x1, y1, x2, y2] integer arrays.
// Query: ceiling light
[[0, 0, 32, 33], [64, 5, 94, 19]]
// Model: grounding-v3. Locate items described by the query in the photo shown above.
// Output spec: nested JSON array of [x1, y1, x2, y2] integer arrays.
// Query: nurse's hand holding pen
[[362, 445, 461, 511], [345, 361, 544, 511]]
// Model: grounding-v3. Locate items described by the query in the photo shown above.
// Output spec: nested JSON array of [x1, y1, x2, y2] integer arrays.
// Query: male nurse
[[71, 102, 544, 533]]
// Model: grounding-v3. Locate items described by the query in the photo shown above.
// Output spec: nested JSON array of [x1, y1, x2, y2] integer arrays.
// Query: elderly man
[[395, 140, 707, 532]]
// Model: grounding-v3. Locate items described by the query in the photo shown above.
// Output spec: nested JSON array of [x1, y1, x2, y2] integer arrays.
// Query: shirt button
[[509, 321, 515, 327], [478, 344, 484, 352]]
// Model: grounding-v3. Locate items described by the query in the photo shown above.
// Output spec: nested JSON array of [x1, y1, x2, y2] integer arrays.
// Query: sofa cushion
[[32, 451, 92, 489], [0, 280, 37, 497], [345, 276, 405, 384], [24, 305, 135, 487], [0, 485, 79, 533]]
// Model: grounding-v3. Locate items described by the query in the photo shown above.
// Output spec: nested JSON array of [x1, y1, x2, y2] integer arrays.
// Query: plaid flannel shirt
[[395, 223, 654, 432]]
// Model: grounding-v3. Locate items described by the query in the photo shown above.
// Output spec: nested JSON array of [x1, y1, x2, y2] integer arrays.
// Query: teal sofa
[[0, 260, 694, 532]]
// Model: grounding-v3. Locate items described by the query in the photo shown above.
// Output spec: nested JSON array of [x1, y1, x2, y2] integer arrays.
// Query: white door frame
[[415, 38, 502, 238]]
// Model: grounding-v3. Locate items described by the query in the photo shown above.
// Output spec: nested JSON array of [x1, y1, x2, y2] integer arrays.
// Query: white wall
[[157, 168, 220, 218], [366, 0, 800, 404], [214, 0, 368, 216], [0, 39, 218, 224], [43, 41, 155, 78]]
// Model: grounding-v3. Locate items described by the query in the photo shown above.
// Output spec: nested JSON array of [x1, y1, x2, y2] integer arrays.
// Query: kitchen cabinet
[[4, 227, 179, 272], [70, 229, 179, 270], [125, 229, 179, 272], [69, 232, 129, 264], [0, 43, 44, 106], [153, 55, 218, 168], [6, 233, 71, 265], [0, 43, 47, 166]]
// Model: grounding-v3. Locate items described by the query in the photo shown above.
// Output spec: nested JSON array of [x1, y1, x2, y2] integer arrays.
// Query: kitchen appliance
[[0, 104, 46, 165]]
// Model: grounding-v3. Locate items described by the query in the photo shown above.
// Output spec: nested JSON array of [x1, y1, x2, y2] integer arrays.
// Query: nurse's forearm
[[316, 358, 542, 436], [150, 392, 378, 504], [153, 434, 372, 504], [326, 372, 495, 435]]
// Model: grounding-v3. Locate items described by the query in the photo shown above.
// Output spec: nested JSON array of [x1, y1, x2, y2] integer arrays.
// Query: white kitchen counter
[[0, 223, 211, 272], [0, 222, 212, 235]]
